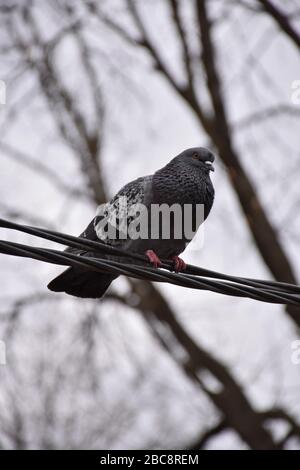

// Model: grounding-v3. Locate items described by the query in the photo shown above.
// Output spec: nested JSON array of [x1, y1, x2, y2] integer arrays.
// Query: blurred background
[[0, 0, 300, 450]]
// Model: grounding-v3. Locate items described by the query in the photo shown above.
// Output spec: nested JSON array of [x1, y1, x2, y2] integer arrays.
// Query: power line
[[1, 218, 300, 305]]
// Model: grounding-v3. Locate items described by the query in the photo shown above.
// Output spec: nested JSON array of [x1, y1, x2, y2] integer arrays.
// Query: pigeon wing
[[93, 175, 152, 247]]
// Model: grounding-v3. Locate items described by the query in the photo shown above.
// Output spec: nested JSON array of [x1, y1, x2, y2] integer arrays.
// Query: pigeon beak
[[205, 161, 215, 172]]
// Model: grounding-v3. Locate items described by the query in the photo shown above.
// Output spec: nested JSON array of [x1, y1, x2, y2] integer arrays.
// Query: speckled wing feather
[[92, 175, 152, 247]]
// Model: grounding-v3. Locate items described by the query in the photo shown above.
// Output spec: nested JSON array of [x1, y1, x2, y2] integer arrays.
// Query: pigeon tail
[[48, 267, 116, 298]]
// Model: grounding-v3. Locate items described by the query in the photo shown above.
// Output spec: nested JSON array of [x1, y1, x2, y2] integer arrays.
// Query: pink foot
[[145, 250, 162, 268], [171, 256, 186, 273]]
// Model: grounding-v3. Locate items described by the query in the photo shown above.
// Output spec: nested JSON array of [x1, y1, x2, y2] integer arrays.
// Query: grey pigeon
[[48, 147, 215, 298]]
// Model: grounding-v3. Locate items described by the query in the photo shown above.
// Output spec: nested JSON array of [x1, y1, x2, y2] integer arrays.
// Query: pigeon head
[[177, 147, 215, 173]]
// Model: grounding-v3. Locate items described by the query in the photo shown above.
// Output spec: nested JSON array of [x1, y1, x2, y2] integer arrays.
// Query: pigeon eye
[[192, 152, 199, 160]]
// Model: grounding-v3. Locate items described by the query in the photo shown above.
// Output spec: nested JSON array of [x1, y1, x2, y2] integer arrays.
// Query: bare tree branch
[[188, 419, 228, 449], [0, 141, 89, 199], [260, 408, 300, 446], [124, 0, 212, 128], [109, 280, 278, 450], [168, 0, 195, 88], [0, 203, 56, 229], [12, 5, 106, 203], [257, 0, 300, 50], [233, 104, 300, 131], [195, 0, 300, 326]]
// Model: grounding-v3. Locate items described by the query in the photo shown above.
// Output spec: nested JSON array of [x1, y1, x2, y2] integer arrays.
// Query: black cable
[[0, 240, 292, 304], [2, 217, 300, 293], [1, 217, 300, 305]]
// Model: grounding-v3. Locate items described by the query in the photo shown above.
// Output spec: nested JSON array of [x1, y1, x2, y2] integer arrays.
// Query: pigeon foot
[[170, 256, 186, 273], [145, 250, 162, 268]]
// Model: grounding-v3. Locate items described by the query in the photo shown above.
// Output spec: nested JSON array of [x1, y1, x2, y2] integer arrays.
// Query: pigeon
[[48, 147, 215, 298]]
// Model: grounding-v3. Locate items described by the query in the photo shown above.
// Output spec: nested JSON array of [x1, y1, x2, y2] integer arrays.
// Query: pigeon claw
[[145, 250, 162, 269], [171, 256, 186, 273]]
